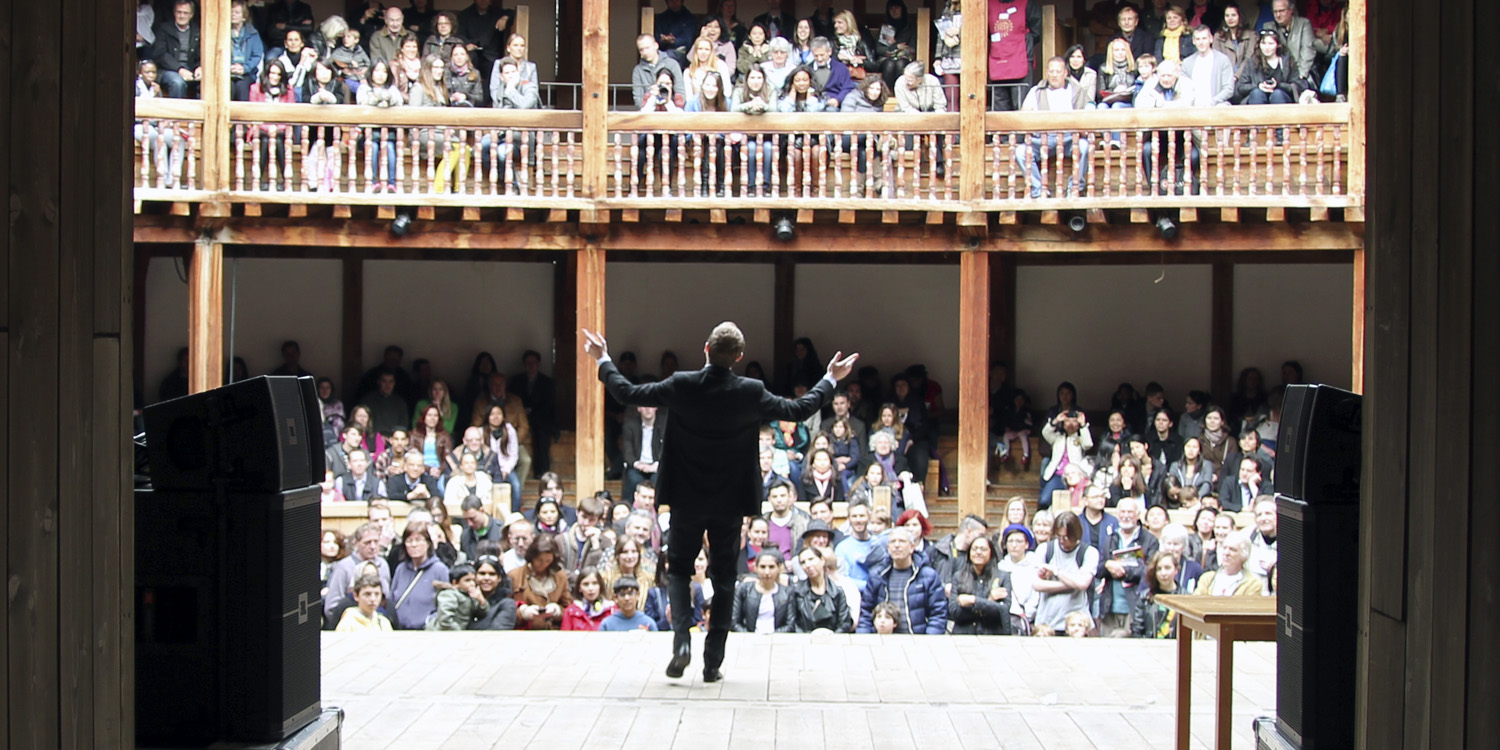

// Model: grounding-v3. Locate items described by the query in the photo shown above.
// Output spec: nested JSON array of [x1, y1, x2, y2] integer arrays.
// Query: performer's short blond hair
[[706, 322, 745, 367]]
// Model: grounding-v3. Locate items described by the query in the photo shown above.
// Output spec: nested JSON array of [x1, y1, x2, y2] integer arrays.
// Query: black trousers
[[666, 509, 740, 667]]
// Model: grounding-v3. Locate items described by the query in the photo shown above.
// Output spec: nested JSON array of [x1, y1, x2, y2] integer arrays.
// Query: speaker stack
[[1269, 384, 1362, 750], [137, 376, 325, 747]]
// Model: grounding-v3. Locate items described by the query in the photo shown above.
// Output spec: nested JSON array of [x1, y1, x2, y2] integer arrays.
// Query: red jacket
[[560, 600, 617, 631]]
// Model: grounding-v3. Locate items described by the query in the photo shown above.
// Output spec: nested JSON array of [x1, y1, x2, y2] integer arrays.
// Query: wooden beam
[[582, 0, 609, 200], [1352, 247, 1365, 393], [1041, 5, 1061, 63], [200, 0, 229, 192], [1348, 0, 1367, 198], [1210, 262, 1234, 404], [574, 244, 606, 500], [773, 259, 796, 393], [341, 258, 363, 406], [959, 0, 987, 203], [188, 237, 224, 392], [957, 251, 990, 520]]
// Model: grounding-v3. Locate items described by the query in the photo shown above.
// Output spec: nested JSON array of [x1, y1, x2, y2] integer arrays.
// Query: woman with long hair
[[1154, 5, 1193, 63], [790, 18, 816, 64], [445, 44, 485, 106], [1131, 551, 1182, 638], [346, 404, 387, 458], [736, 22, 773, 78], [712, 0, 748, 47], [831, 9, 873, 79], [1064, 44, 1099, 107], [685, 70, 730, 196], [1215, 2, 1257, 68], [730, 64, 777, 194], [603, 536, 657, 592], [407, 53, 451, 106], [300, 60, 350, 192], [510, 534, 571, 630], [792, 545, 853, 632], [1167, 437, 1216, 505], [467, 554, 518, 630], [355, 59, 403, 192], [685, 36, 732, 105], [1197, 405, 1233, 476], [839, 76, 892, 196], [319, 528, 348, 599], [697, 16, 738, 73], [482, 403, 522, 510], [392, 37, 425, 95], [846, 460, 892, 510], [560, 568, 616, 631], [948, 535, 1013, 634], [413, 378, 458, 434], [732, 550, 796, 632], [410, 404, 453, 477], [1235, 30, 1299, 105], [828, 417, 862, 490]]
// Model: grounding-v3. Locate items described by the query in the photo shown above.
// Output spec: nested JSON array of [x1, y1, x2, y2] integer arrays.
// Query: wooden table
[[1155, 594, 1278, 750]]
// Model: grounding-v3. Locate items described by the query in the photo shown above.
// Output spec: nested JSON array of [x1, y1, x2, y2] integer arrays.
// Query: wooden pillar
[[1210, 262, 1234, 403], [773, 258, 796, 390], [188, 238, 225, 393], [958, 0, 988, 213], [581, 0, 609, 203], [574, 244, 606, 499], [340, 258, 363, 405], [1348, 0, 1367, 202], [1040, 5, 1061, 65], [958, 252, 991, 520], [1352, 248, 1365, 393], [200, 0, 230, 192]]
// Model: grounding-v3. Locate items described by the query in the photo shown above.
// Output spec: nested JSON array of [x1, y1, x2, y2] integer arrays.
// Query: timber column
[[574, 244, 607, 500]]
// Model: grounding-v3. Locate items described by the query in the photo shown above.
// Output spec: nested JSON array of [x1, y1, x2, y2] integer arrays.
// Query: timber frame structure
[[133, 0, 1367, 522]]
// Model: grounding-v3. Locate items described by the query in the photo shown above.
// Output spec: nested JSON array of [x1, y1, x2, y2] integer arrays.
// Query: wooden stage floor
[[320, 631, 1276, 749]]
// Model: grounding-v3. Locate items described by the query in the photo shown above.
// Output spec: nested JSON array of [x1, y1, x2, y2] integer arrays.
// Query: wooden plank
[[1086, 208, 1106, 224], [664, 209, 683, 222], [377, 206, 396, 219], [990, 254, 1017, 371], [1130, 208, 1150, 223], [1179, 207, 1198, 223], [1038, 210, 1059, 225], [957, 252, 990, 519], [1266, 207, 1285, 222], [342, 259, 364, 403], [547, 208, 568, 223], [997, 211, 1017, 225], [773, 259, 796, 393], [1352, 248, 1365, 392], [795, 209, 813, 223], [582, 0, 609, 199], [333, 205, 353, 219], [958, 0, 986, 203], [243, 203, 263, 216], [926, 211, 945, 225], [1210, 263, 1234, 404], [580, 209, 610, 223], [506, 207, 526, 221], [1221, 207, 1239, 222], [1348, 0, 1367, 197], [1040, 5, 1061, 63], [710, 209, 727, 224], [417, 206, 436, 221], [639, 6, 654, 37], [289, 204, 309, 218], [1309, 206, 1329, 221], [916, 8, 931, 66], [881, 210, 899, 224], [224, 101, 582, 129], [574, 244, 606, 500], [462, 207, 480, 221], [91, 337, 126, 747], [754, 209, 771, 223], [169, 202, 192, 216], [622, 209, 640, 222], [188, 238, 225, 392], [837, 210, 855, 224], [554, 257, 578, 430]]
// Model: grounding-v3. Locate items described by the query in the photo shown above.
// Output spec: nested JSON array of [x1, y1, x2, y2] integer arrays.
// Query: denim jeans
[[1014, 134, 1090, 197]]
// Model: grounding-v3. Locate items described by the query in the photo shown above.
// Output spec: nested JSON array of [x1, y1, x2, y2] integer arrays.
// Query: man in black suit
[[585, 322, 856, 681], [1218, 455, 1274, 512], [386, 451, 441, 504], [338, 448, 381, 503]]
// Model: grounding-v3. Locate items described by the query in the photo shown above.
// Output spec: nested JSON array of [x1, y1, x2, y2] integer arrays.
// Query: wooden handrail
[[985, 103, 1351, 131], [222, 102, 583, 128], [608, 112, 962, 132], [134, 99, 207, 120]]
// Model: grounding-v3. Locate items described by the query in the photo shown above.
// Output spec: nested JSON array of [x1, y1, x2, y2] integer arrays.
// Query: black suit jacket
[[599, 359, 832, 519], [339, 473, 379, 503], [386, 472, 440, 503], [1216, 475, 1273, 512], [621, 412, 668, 465]]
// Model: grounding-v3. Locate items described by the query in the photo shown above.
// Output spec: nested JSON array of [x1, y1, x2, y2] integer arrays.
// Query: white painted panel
[[1233, 264, 1353, 391], [606, 262, 775, 376]]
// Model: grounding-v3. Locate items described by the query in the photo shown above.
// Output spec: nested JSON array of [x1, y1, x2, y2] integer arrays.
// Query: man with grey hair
[[857, 526, 948, 634], [1197, 530, 1264, 596], [894, 61, 947, 113], [1097, 496, 1159, 636], [1248, 495, 1278, 586], [585, 322, 856, 681], [368, 6, 414, 64], [763, 36, 798, 92], [808, 37, 855, 108], [322, 523, 392, 621]]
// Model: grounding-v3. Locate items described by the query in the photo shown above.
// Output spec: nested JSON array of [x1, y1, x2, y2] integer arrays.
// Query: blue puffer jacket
[[857, 560, 948, 634]]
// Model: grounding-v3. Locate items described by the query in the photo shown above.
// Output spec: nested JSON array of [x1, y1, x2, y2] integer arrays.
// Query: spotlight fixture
[[772, 216, 796, 242], [1065, 212, 1087, 233], [1154, 214, 1179, 240], [390, 209, 414, 237]]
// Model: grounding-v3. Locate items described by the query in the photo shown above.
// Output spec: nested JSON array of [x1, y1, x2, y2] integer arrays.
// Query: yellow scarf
[[1161, 26, 1185, 61]]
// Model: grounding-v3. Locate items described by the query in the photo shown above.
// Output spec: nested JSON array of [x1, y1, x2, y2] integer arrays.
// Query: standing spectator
[[338, 448, 380, 502], [387, 451, 441, 504], [1096, 497, 1159, 637], [1039, 408, 1092, 508], [987, 0, 1044, 111], [1235, 29, 1300, 105], [369, 7, 415, 64], [1063, 45, 1099, 106], [412, 378, 458, 434], [152, 0, 202, 98], [857, 527, 947, 634], [410, 404, 452, 477], [698, 17, 739, 75], [390, 525, 449, 629], [997, 526, 1041, 633], [510, 350, 557, 474], [1218, 455, 1271, 512], [737, 23, 774, 78], [807, 37, 855, 109], [361, 371, 410, 444], [357, 345, 414, 407], [873, 0, 918, 88], [458, 0, 513, 79], [752, 0, 792, 39], [1032, 511, 1100, 635], [445, 42, 486, 106], [479, 405, 523, 509], [1215, 2, 1257, 69], [228, 1, 264, 102], [948, 535, 1013, 635], [137, 0, 157, 61], [405, 0, 439, 46], [655, 0, 699, 65]]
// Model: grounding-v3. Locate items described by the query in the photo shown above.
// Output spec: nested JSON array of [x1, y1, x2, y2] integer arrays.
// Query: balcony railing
[[134, 99, 1359, 216]]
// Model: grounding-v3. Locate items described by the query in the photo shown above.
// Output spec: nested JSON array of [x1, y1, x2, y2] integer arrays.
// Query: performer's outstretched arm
[[584, 329, 673, 407], [757, 350, 859, 421]]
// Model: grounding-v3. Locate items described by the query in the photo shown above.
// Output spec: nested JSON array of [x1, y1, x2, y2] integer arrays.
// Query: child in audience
[[1064, 610, 1093, 638], [561, 569, 615, 631], [1134, 53, 1158, 96], [330, 28, 370, 91], [335, 574, 393, 632], [1000, 390, 1034, 470], [427, 563, 488, 630], [599, 576, 658, 631], [868, 504, 893, 534], [871, 601, 901, 635]]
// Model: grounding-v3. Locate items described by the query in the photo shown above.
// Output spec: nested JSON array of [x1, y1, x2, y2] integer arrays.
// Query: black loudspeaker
[[144, 375, 325, 492], [1275, 495, 1359, 750], [1275, 384, 1362, 504], [135, 486, 323, 746]]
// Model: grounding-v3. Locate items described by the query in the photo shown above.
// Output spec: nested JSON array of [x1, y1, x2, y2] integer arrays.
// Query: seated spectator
[[390, 37, 425, 95], [561, 569, 616, 631], [361, 370, 410, 439], [894, 59, 946, 115], [370, 6, 416, 64], [1248, 495, 1278, 584], [134, 60, 186, 189], [390, 524, 449, 629], [1236, 29, 1300, 105], [948, 534, 1013, 635], [762, 36, 799, 93], [413, 379, 459, 435], [444, 452, 494, 506], [1167, 437, 1216, 505], [1224, 427, 1275, 483], [792, 545, 853, 632], [869, 601, 900, 634], [1263, 0, 1316, 91], [499, 517, 534, 574], [764, 480, 810, 559], [643, 556, 707, 632], [603, 536, 657, 593], [339, 448, 380, 502], [621, 508, 661, 566], [490, 56, 540, 109], [152, 0, 202, 99], [408, 53, 452, 107], [1136, 60, 1202, 195], [1215, 2, 1257, 68], [511, 534, 571, 630], [1014, 57, 1093, 199], [1143, 504, 1171, 539], [732, 550, 796, 632], [827, 417, 863, 490], [1131, 551, 1182, 638], [654, 0, 699, 65], [737, 22, 774, 78], [445, 426, 494, 482], [807, 37, 855, 109], [467, 554, 517, 629], [839, 77, 893, 197], [871, 0, 916, 88], [1182, 24, 1235, 106], [997, 526, 1041, 634], [1203, 510, 1238, 570], [423, 12, 463, 63], [857, 433, 911, 512], [930, 514, 988, 585], [685, 72, 731, 195], [1063, 45, 1099, 107], [622, 405, 665, 502], [633, 34, 687, 108], [325, 424, 363, 478], [1031, 511, 1100, 636], [1154, 5, 1194, 63], [828, 10, 872, 81], [730, 65, 778, 195], [532, 498, 567, 535], [334, 573, 393, 632], [372, 426, 408, 479], [558, 495, 612, 579], [317, 470, 344, 503], [445, 45, 486, 107], [1218, 455, 1271, 512], [697, 16, 738, 73], [227, 1, 263, 102], [600, 576, 658, 631], [1098, 37, 1139, 125], [857, 527, 947, 634], [426, 563, 488, 630], [355, 62, 404, 192], [799, 449, 843, 504], [789, 518, 840, 577], [411, 404, 454, 477], [869, 503, 893, 535], [741, 515, 772, 574], [1159, 522, 1205, 590], [1196, 530, 1264, 595], [491, 34, 541, 99], [834, 503, 877, 586]]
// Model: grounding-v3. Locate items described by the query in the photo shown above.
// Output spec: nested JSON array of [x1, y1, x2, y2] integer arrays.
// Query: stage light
[[390, 209, 414, 237], [1065, 212, 1087, 233], [773, 216, 796, 242], [1155, 215, 1178, 240]]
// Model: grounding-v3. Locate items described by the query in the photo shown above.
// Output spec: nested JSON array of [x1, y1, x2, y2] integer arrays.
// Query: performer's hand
[[582, 328, 608, 361], [825, 351, 859, 381]]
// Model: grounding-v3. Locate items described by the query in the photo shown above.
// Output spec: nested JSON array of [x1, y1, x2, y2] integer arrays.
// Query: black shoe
[[702, 667, 723, 683], [665, 642, 691, 679]]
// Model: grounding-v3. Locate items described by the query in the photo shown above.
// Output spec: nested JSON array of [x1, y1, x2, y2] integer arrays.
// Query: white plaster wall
[[143, 256, 191, 401], [362, 259, 556, 382], [606, 262, 775, 375], [1014, 264, 1214, 412], [1233, 264, 1353, 390], [794, 264, 962, 391]]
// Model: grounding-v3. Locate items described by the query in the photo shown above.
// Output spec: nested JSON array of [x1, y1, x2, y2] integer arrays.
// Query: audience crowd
[[231, 334, 1296, 638]]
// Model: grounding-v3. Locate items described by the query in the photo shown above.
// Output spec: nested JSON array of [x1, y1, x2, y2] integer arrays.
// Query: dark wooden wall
[[1361, 0, 1499, 745], [4, 0, 135, 745]]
